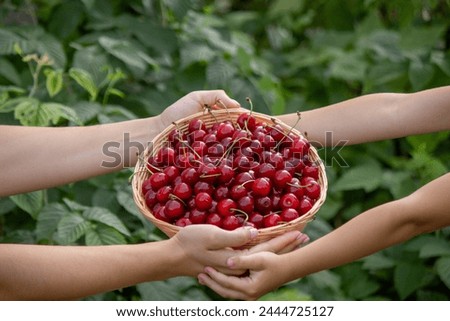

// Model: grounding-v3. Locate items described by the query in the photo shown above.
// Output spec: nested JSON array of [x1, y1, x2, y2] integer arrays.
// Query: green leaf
[[44, 68, 64, 97], [409, 59, 434, 91], [180, 42, 216, 69], [362, 252, 396, 270], [260, 288, 311, 301], [98, 36, 157, 72], [329, 51, 367, 82], [137, 277, 200, 301], [436, 257, 450, 289], [394, 261, 427, 299], [57, 214, 89, 244], [116, 189, 142, 219], [0, 58, 22, 86], [333, 159, 383, 192], [69, 68, 99, 101], [36, 203, 69, 241], [0, 29, 30, 55], [419, 238, 450, 258], [85, 224, 126, 245], [72, 101, 102, 124], [83, 207, 130, 236], [43, 103, 82, 125], [10, 190, 45, 219]]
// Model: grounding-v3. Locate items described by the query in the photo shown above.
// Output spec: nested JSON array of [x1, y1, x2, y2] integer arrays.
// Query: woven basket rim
[[132, 107, 328, 247]]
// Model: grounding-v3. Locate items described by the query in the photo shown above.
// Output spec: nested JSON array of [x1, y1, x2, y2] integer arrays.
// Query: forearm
[[0, 117, 161, 196], [0, 241, 181, 300], [277, 86, 450, 146], [283, 173, 450, 281]]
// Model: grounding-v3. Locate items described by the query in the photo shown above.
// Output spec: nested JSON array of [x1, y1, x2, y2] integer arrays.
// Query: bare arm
[[199, 173, 450, 300], [0, 90, 240, 196], [277, 86, 450, 146]]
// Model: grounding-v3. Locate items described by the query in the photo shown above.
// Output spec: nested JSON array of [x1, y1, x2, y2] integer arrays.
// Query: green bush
[[0, 0, 449, 300]]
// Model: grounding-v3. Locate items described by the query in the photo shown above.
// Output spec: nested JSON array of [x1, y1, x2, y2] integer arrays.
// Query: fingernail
[[244, 226, 258, 239], [227, 258, 235, 268], [198, 275, 205, 285], [297, 233, 310, 244]]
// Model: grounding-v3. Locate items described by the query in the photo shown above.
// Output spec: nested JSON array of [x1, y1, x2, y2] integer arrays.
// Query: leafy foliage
[[0, 0, 449, 301]]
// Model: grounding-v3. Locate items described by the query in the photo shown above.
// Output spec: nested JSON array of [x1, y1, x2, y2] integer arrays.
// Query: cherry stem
[[215, 98, 231, 121], [205, 104, 219, 123], [214, 136, 251, 166], [169, 194, 187, 206], [286, 182, 312, 188], [230, 208, 249, 221]]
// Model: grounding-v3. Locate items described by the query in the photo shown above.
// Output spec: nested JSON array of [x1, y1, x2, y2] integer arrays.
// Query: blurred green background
[[0, 0, 449, 300]]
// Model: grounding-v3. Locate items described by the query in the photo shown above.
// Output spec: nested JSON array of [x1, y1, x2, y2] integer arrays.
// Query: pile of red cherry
[[141, 111, 322, 230]]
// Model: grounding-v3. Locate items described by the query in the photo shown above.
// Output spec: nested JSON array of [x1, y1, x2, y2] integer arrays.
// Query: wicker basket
[[132, 107, 327, 248]]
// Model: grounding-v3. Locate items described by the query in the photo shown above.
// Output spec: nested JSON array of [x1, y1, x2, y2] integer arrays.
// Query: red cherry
[[217, 198, 237, 217], [153, 205, 169, 222], [173, 182, 192, 200], [281, 208, 300, 222], [156, 146, 175, 166], [214, 185, 230, 201], [298, 197, 313, 215], [164, 199, 185, 219], [255, 196, 272, 214], [175, 152, 196, 169], [222, 215, 241, 230], [263, 213, 281, 227], [163, 166, 180, 184], [268, 124, 285, 141], [230, 184, 248, 200], [198, 163, 221, 184], [218, 164, 234, 184], [191, 141, 207, 157], [189, 209, 207, 224], [188, 118, 206, 133], [234, 172, 254, 188], [304, 180, 321, 199], [195, 192, 213, 211], [290, 138, 310, 157], [156, 186, 173, 203], [216, 122, 235, 141], [175, 217, 192, 227], [255, 162, 276, 180], [142, 178, 153, 195], [280, 193, 300, 209], [248, 212, 264, 229], [206, 213, 222, 227], [237, 113, 256, 131], [285, 177, 305, 199], [194, 181, 214, 195], [252, 177, 272, 197], [149, 172, 169, 191], [181, 167, 199, 185], [303, 165, 320, 179], [144, 190, 158, 208], [237, 195, 254, 214], [273, 169, 292, 189]]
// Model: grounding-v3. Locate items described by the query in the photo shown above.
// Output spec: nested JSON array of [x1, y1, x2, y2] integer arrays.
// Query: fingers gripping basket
[[132, 107, 327, 248]]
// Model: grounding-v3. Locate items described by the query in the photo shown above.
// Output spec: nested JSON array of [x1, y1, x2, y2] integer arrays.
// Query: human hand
[[158, 90, 240, 131], [168, 224, 308, 277], [197, 250, 294, 300]]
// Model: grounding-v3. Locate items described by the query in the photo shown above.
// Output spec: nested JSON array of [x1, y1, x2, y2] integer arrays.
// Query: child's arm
[[0, 90, 239, 196], [277, 86, 450, 146], [0, 225, 306, 300], [198, 170, 450, 300]]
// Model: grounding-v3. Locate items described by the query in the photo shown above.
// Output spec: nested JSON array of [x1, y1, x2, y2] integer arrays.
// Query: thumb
[[210, 227, 258, 250]]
